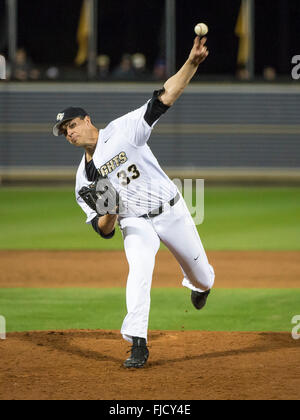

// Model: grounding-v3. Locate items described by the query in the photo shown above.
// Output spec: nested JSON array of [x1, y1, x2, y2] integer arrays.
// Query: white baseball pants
[[119, 196, 215, 343]]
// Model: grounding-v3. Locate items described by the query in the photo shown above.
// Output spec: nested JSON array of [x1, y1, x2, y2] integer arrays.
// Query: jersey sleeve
[[144, 89, 170, 127], [91, 216, 116, 239], [125, 89, 170, 147]]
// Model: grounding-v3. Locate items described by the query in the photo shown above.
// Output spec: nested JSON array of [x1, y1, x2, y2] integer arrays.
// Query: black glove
[[79, 176, 124, 216]]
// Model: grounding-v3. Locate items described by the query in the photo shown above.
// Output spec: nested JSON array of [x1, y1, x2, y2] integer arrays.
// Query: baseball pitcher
[[52, 36, 215, 368]]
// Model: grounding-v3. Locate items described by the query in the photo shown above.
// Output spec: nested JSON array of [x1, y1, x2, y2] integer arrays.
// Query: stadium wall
[[0, 82, 300, 185]]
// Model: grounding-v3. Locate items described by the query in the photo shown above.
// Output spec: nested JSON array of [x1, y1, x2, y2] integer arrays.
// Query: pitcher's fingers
[[200, 37, 207, 46], [194, 36, 201, 47]]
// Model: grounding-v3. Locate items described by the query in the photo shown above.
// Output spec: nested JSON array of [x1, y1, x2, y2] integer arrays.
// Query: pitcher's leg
[[181, 266, 215, 292], [154, 198, 215, 292], [119, 217, 160, 343]]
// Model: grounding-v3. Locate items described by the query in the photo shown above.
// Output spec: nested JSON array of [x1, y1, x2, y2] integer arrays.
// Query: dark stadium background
[[0, 0, 299, 77]]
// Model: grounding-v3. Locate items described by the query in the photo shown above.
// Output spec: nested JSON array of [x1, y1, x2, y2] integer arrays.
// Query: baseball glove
[[79, 176, 123, 216]]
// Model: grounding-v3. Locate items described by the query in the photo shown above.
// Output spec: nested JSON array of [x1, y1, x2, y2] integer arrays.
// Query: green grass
[[0, 187, 124, 250], [0, 288, 299, 333], [199, 187, 300, 250], [0, 187, 299, 250]]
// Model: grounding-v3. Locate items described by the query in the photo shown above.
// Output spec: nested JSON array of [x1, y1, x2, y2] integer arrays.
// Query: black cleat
[[191, 289, 211, 310], [124, 337, 149, 368]]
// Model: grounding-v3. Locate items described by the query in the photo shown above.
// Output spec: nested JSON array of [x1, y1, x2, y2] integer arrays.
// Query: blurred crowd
[[236, 65, 277, 82], [1, 48, 279, 83], [97, 53, 167, 82], [1, 48, 167, 82], [1, 48, 41, 81]]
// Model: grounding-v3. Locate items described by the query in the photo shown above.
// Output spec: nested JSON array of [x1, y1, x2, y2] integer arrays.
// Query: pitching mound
[[0, 330, 299, 400]]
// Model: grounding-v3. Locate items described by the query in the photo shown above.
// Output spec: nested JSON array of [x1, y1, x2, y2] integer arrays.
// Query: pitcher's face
[[61, 116, 93, 147]]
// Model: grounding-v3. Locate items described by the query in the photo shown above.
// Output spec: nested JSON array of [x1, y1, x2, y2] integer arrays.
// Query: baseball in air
[[194, 23, 209, 37]]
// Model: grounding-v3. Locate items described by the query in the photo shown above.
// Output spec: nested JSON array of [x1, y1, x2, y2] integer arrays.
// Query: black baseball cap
[[52, 107, 89, 136]]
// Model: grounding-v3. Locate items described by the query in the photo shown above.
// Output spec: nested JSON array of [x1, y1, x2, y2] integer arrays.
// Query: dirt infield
[[0, 250, 299, 288], [0, 250, 299, 400], [0, 330, 299, 400]]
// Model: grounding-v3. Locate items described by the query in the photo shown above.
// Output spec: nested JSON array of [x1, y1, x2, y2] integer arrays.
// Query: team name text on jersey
[[99, 152, 128, 177]]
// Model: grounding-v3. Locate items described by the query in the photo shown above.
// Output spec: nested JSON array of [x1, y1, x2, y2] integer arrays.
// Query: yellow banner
[[235, 0, 249, 66], [75, 0, 90, 66]]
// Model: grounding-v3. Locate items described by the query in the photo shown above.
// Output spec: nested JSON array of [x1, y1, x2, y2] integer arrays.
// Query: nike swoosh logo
[[104, 138, 111, 144], [194, 256, 200, 261]]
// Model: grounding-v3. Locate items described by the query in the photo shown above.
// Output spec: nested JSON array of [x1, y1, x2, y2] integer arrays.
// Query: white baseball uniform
[[75, 91, 215, 343]]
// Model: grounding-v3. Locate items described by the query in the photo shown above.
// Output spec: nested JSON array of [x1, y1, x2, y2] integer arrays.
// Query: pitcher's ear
[[85, 115, 92, 126]]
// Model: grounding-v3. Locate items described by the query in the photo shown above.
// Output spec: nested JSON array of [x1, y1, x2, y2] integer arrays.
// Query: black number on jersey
[[117, 165, 141, 186], [128, 165, 141, 180]]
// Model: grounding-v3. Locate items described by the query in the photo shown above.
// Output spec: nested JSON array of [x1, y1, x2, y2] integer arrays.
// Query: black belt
[[141, 193, 180, 219]]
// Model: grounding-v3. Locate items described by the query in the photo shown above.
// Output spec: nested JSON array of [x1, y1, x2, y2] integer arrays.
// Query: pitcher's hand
[[188, 36, 209, 67]]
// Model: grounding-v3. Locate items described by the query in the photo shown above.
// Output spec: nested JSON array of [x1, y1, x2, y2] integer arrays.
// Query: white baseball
[[194, 23, 209, 37]]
